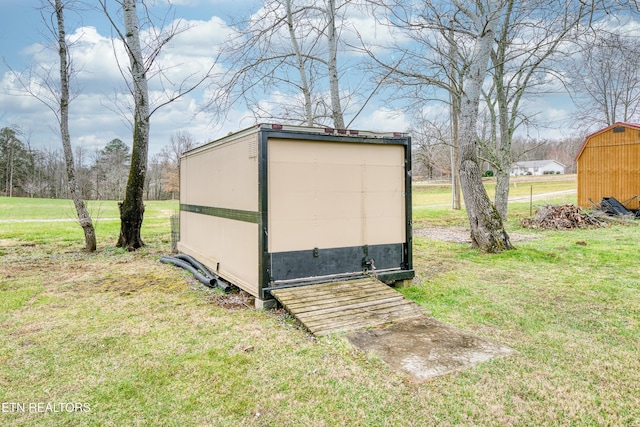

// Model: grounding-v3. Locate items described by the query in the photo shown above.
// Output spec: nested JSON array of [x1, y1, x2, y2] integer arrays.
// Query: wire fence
[[170, 213, 179, 254]]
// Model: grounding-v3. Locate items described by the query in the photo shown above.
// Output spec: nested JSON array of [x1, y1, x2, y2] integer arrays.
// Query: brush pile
[[521, 204, 604, 230]]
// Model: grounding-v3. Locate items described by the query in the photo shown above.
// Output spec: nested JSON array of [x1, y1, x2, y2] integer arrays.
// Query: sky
[[0, 0, 258, 157], [0, 0, 416, 159], [1, 1, 636, 159]]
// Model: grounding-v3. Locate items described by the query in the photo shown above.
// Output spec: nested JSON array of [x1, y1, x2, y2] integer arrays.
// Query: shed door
[[267, 138, 406, 282]]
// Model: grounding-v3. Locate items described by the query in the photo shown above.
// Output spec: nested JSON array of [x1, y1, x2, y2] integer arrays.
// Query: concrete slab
[[254, 297, 278, 310], [346, 316, 515, 382]]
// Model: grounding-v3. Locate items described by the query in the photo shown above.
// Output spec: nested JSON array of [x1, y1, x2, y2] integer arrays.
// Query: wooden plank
[[300, 299, 424, 324], [306, 309, 424, 335], [270, 278, 380, 298], [270, 278, 424, 336], [311, 308, 425, 336], [281, 288, 400, 311], [283, 293, 404, 315], [293, 294, 405, 318], [275, 283, 396, 306], [303, 301, 424, 327], [276, 282, 397, 303]]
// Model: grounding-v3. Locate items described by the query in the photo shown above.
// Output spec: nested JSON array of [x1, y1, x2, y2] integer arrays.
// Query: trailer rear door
[[267, 138, 407, 282]]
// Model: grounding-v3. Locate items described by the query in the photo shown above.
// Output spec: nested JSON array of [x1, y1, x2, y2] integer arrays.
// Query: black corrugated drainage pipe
[[160, 255, 230, 293]]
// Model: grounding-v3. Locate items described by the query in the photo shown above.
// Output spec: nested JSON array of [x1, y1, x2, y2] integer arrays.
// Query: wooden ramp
[[270, 277, 425, 336]]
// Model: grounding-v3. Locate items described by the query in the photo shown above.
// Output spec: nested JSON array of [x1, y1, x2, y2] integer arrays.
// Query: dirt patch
[[347, 316, 515, 382], [208, 290, 254, 310], [414, 226, 536, 244]]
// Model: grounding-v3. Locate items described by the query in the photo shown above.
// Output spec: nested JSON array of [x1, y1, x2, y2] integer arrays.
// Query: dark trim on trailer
[[180, 203, 260, 223], [258, 131, 271, 300], [377, 269, 414, 284], [404, 136, 413, 272], [259, 127, 408, 145], [269, 243, 409, 283]]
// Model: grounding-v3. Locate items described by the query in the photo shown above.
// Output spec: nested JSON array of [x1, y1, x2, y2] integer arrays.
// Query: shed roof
[[575, 122, 640, 161], [512, 160, 565, 168]]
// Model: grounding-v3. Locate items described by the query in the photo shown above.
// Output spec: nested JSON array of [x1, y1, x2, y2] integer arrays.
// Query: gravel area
[[414, 226, 537, 244]]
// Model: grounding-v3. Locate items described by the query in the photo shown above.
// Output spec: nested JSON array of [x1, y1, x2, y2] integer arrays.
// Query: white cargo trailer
[[178, 124, 414, 305]]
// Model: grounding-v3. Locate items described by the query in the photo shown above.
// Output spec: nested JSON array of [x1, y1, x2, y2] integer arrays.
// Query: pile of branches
[[522, 204, 605, 230]]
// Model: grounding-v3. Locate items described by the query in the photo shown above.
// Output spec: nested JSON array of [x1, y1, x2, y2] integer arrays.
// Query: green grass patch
[[0, 286, 43, 312], [0, 197, 177, 221], [0, 197, 178, 248], [1, 179, 639, 426]]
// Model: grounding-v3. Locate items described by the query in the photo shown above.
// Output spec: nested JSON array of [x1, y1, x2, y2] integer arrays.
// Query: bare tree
[[159, 130, 195, 199], [211, 0, 355, 128], [454, 0, 512, 252], [22, 140, 49, 198], [373, 0, 511, 251], [6, 1, 97, 249], [5, 1, 97, 249], [53, 0, 96, 251], [569, 31, 640, 129], [325, 0, 345, 128], [480, 0, 596, 220], [409, 117, 452, 180], [100, 0, 215, 250]]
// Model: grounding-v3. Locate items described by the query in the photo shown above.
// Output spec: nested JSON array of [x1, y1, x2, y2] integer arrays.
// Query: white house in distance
[[511, 160, 565, 176]]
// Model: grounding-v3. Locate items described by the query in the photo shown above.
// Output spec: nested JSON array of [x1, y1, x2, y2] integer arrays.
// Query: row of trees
[[0, 127, 192, 201], [211, 0, 639, 252], [10, 0, 640, 253], [8, 0, 208, 251], [412, 131, 584, 180]]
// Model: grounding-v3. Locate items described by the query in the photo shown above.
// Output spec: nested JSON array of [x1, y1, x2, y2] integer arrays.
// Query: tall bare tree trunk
[[55, 0, 96, 252], [448, 25, 461, 210], [450, 94, 462, 210], [117, 0, 149, 251], [285, 0, 313, 126], [458, 1, 512, 252], [326, 0, 344, 129]]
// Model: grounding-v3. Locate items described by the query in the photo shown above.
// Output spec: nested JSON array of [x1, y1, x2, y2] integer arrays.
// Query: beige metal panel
[[178, 211, 259, 296], [180, 132, 259, 211], [268, 138, 406, 252]]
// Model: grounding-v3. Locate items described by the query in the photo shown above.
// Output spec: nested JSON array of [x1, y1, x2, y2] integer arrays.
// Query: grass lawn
[[0, 179, 639, 426]]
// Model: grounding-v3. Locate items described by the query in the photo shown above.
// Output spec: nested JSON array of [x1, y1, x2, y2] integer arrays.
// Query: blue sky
[[0, 0, 295, 157], [2, 1, 635, 160], [0, 0, 413, 159]]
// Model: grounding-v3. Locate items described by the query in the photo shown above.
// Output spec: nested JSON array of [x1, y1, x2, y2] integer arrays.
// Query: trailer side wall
[[178, 133, 260, 295]]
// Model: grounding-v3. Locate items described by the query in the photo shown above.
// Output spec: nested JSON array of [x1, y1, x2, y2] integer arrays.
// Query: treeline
[[0, 127, 191, 200], [412, 132, 584, 181]]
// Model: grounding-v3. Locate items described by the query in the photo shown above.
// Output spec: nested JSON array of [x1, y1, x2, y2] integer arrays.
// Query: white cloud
[[168, 16, 235, 57], [353, 107, 411, 133], [5, 4, 639, 163], [0, 15, 239, 156]]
